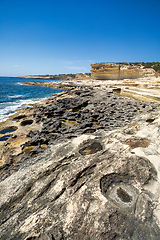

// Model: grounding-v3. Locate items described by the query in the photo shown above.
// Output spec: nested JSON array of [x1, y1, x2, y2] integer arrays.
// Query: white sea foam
[[0, 97, 47, 123], [15, 82, 24, 85], [17, 82, 24, 85], [8, 94, 25, 99]]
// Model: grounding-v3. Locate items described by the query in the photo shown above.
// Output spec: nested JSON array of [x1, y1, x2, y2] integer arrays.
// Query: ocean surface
[[0, 77, 63, 122]]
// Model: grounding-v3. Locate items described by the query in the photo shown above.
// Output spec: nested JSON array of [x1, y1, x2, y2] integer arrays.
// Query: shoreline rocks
[[0, 81, 160, 239]]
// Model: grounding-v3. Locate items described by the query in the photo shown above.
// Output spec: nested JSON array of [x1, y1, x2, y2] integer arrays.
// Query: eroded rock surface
[[0, 86, 160, 239]]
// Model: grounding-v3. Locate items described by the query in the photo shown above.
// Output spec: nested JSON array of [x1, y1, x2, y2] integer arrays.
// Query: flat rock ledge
[[1, 83, 160, 239]]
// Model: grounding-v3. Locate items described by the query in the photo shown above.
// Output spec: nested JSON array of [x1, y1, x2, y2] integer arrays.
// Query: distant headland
[[15, 72, 91, 80], [15, 62, 160, 80]]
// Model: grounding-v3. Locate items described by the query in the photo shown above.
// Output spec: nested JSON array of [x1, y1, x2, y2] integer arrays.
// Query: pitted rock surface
[[24, 88, 160, 148], [0, 86, 160, 239]]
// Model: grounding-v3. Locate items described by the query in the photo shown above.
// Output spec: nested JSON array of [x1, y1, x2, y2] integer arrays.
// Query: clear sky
[[0, 0, 160, 76]]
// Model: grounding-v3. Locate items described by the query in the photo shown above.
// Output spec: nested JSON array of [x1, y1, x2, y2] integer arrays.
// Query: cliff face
[[91, 62, 157, 80]]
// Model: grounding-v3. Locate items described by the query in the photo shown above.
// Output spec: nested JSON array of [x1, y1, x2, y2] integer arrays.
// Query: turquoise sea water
[[0, 77, 63, 122]]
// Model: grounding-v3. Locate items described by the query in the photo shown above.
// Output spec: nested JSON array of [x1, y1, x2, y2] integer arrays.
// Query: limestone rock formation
[[0, 86, 160, 239], [91, 62, 157, 80]]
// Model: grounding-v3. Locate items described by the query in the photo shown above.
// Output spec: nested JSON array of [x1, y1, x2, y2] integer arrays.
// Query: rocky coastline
[[14, 73, 91, 81], [1, 78, 160, 239]]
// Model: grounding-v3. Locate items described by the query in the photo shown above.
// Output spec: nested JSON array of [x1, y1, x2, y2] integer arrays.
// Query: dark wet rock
[[82, 128, 96, 134], [42, 119, 62, 133], [146, 118, 155, 123], [35, 117, 42, 123], [55, 98, 88, 111], [78, 122, 93, 129], [36, 89, 157, 142], [27, 88, 160, 146], [53, 109, 65, 116], [27, 130, 40, 138], [74, 90, 82, 95], [113, 88, 121, 93], [25, 133, 50, 146]]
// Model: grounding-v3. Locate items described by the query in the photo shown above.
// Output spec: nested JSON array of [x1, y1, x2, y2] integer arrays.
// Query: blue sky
[[0, 0, 160, 76]]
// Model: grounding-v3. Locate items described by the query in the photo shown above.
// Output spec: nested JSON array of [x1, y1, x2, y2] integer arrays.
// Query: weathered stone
[[0, 84, 160, 239]]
